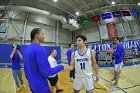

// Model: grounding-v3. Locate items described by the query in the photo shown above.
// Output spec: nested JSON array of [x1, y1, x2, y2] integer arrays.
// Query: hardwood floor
[[0, 68, 109, 93]]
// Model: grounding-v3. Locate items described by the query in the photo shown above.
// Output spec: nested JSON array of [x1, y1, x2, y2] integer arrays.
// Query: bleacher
[[98, 50, 112, 64], [124, 48, 133, 62], [98, 48, 138, 65]]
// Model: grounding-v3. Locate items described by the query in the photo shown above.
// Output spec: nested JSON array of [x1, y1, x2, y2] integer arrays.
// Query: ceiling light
[[53, 0, 58, 2], [111, 1, 115, 5], [138, 2, 140, 6], [75, 12, 80, 15]]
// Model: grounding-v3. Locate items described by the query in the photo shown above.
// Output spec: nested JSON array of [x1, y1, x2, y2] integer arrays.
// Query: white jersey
[[48, 56, 57, 77], [74, 48, 93, 77]]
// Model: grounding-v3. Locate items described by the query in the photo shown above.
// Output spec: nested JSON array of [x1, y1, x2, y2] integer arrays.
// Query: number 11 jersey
[[74, 48, 93, 77]]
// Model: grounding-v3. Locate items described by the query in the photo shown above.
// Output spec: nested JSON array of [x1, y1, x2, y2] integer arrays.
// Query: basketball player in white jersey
[[66, 35, 99, 93]]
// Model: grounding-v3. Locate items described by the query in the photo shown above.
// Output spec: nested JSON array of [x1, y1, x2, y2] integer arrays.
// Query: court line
[[98, 82, 111, 93], [99, 77, 127, 93], [0, 73, 9, 80], [122, 84, 140, 89], [0, 68, 7, 74], [14, 79, 16, 93]]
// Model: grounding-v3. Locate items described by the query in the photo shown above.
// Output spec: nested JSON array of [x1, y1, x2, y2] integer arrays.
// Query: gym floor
[[0, 61, 140, 93], [0, 68, 109, 93]]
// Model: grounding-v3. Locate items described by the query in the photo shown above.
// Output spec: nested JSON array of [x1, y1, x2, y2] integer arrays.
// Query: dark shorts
[[112, 56, 114, 60], [48, 75, 58, 86], [96, 58, 98, 65]]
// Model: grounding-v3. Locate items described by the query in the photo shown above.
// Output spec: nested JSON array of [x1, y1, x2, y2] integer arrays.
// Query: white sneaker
[[22, 84, 26, 88], [113, 85, 119, 89], [109, 88, 115, 92], [16, 86, 20, 92]]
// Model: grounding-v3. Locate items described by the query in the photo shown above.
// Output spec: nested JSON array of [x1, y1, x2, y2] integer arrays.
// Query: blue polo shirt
[[10, 51, 21, 70], [24, 42, 64, 93], [67, 48, 73, 65], [113, 43, 125, 64]]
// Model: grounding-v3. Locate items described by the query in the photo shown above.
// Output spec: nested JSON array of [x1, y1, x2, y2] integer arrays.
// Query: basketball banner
[[91, 15, 100, 23], [123, 22, 132, 36], [106, 22, 118, 38], [122, 11, 131, 16], [99, 25, 109, 39], [101, 12, 112, 20], [116, 23, 125, 37], [130, 10, 139, 16], [112, 11, 122, 17], [129, 21, 140, 35]]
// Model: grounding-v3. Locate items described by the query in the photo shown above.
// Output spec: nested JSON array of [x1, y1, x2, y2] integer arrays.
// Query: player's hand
[[95, 76, 99, 82], [108, 48, 114, 53], [65, 65, 72, 71], [63, 64, 69, 71]]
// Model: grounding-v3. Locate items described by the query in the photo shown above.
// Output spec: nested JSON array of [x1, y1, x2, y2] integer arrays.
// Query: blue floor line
[[99, 77, 127, 93]]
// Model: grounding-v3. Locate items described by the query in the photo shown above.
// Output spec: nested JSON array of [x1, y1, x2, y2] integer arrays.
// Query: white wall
[[0, 10, 72, 44], [25, 22, 55, 43], [0, 10, 72, 60], [58, 28, 72, 60], [75, 23, 100, 43]]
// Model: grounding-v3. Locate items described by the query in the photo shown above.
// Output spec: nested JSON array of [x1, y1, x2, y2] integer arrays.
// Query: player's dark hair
[[50, 49, 56, 54], [30, 28, 42, 42], [115, 37, 120, 42], [76, 35, 87, 42], [69, 43, 73, 48]]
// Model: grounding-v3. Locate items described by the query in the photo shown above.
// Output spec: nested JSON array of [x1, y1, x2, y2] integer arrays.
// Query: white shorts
[[115, 62, 123, 72], [73, 75, 94, 92]]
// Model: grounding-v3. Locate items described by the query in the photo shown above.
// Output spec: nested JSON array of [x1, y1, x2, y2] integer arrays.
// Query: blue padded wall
[[0, 44, 61, 63], [0, 44, 12, 62]]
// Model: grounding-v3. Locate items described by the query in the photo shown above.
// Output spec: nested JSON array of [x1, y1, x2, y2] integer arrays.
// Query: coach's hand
[[108, 48, 114, 53]]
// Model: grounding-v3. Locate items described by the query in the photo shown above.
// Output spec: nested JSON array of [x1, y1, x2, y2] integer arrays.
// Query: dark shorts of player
[[112, 56, 114, 60], [48, 75, 58, 86], [96, 58, 98, 65]]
